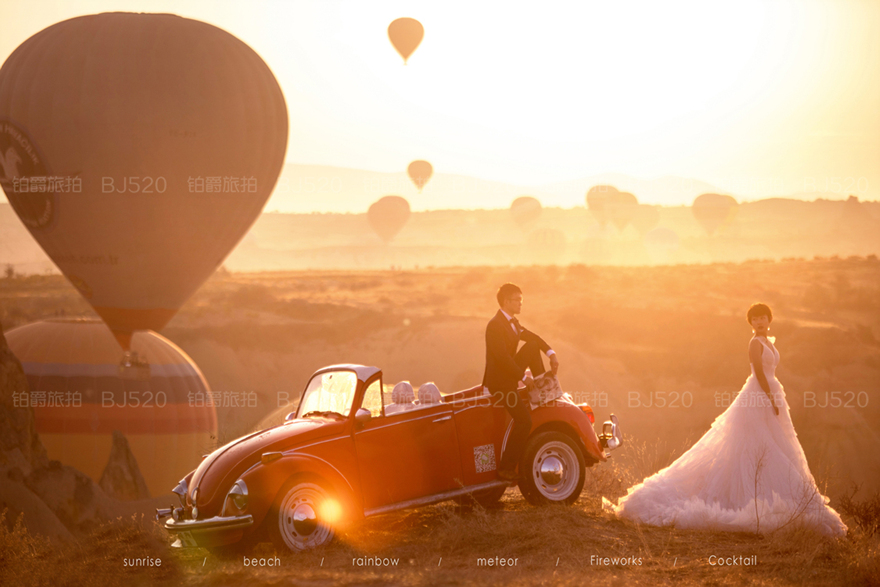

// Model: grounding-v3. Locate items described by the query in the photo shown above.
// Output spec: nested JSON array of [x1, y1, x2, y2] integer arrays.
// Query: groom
[[483, 283, 558, 481]]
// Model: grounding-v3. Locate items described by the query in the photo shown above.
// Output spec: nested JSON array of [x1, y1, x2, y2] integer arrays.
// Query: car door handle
[[432, 415, 452, 423]]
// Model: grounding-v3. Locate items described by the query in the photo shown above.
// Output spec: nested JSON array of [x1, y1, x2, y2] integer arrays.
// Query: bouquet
[[528, 372, 565, 406]]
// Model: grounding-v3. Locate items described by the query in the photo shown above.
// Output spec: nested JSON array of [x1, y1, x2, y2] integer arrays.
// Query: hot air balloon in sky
[[0, 13, 288, 350], [388, 17, 424, 64], [407, 160, 433, 192], [606, 191, 639, 232], [586, 185, 619, 227], [692, 193, 739, 236], [368, 196, 411, 243], [5, 318, 217, 496], [510, 196, 543, 230]]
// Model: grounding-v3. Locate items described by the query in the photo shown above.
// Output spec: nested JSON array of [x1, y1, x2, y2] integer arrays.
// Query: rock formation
[[0, 320, 125, 540], [0, 318, 47, 470], [99, 430, 151, 501]]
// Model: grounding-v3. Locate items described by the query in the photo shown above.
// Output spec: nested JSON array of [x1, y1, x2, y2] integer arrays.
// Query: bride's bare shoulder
[[748, 336, 764, 356]]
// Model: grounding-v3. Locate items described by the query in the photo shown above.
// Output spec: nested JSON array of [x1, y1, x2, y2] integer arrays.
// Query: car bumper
[[163, 514, 254, 548]]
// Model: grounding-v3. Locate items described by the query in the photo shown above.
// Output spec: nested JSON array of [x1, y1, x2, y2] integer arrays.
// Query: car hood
[[190, 417, 344, 511]]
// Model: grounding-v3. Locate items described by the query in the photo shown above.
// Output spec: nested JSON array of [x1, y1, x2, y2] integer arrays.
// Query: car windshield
[[296, 370, 358, 419]]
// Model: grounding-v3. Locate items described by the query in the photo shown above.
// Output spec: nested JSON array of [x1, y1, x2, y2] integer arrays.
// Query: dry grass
[[838, 487, 880, 538], [0, 510, 180, 587], [2, 259, 879, 584], [3, 490, 878, 586]]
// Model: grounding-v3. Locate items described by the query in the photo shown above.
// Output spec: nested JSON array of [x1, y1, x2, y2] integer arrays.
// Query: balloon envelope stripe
[[24, 373, 208, 400], [34, 405, 215, 434]]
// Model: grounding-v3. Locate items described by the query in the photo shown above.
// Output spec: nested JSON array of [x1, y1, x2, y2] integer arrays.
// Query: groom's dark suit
[[482, 310, 553, 474]]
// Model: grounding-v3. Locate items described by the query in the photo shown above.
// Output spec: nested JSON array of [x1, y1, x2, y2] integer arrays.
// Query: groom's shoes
[[498, 468, 519, 484]]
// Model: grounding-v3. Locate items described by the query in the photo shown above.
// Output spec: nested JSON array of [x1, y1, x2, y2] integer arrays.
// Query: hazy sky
[[1, 0, 878, 205]]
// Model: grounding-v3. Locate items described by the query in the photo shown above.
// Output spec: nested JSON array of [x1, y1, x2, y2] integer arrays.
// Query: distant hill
[[222, 197, 880, 271], [264, 164, 731, 212], [0, 163, 868, 213], [3, 196, 878, 274]]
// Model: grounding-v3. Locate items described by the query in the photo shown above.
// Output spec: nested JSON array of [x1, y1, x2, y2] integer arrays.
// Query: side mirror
[[355, 408, 372, 426], [284, 412, 297, 422]]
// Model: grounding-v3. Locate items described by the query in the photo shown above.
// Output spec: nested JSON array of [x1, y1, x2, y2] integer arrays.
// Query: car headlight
[[227, 479, 248, 512]]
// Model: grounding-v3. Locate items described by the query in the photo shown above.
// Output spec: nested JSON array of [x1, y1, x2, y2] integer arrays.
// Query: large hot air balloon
[[692, 193, 738, 236], [586, 185, 619, 226], [631, 205, 661, 236], [407, 160, 432, 192], [368, 196, 411, 243], [0, 13, 288, 350], [388, 18, 424, 64], [510, 196, 543, 230], [5, 318, 217, 496], [606, 191, 639, 232]]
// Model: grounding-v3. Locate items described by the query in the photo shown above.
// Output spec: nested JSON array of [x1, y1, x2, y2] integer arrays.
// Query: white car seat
[[417, 382, 442, 405], [386, 381, 415, 414]]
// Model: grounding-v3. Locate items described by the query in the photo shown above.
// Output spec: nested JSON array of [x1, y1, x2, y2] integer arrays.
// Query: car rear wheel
[[519, 431, 585, 506], [269, 479, 336, 552]]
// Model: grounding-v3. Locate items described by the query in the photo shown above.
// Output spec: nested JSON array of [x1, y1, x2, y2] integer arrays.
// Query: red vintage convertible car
[[157, 364, 622, 552]]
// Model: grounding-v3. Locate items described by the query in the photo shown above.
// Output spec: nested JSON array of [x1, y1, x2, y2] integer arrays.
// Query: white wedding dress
[[607, 337, 847, 536]]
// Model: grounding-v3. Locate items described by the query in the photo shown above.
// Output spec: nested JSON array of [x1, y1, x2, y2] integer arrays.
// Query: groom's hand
[[549, 354, 559, 376]]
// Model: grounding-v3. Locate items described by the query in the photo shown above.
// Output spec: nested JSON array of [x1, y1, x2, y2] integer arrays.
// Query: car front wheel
[[270, 479, 336, 551], [519, 431, 585, 506]]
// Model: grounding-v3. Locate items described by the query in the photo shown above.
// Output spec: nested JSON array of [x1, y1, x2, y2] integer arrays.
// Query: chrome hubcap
[[278, 483, 334, 551], [292, 503, 317, 536], [532, 441, 578, 500], [539, 455, 564, 485]]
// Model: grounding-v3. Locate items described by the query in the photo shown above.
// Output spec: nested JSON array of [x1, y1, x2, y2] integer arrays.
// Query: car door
[[451, 391, 510, 486], [354, 376, 462, 512]]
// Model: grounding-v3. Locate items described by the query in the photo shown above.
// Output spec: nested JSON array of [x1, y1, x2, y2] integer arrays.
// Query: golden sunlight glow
[[1, 0, 877, 205], [320, 498, 342, 524]]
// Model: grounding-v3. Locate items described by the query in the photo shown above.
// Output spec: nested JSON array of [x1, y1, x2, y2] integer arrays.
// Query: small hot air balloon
[[5, 318, 217, 496], [368, 196, 411, 243], [388, 18, 424, 64], [0, 13, 287, 351], [631, 205, 661, 236], [606, 191, 639, 232], [407, 160, 433, 192], [510, 196, 543, 230], [528, 228, 567, 263], [586, 185, 619, 226], [692, 193, 738, 236]]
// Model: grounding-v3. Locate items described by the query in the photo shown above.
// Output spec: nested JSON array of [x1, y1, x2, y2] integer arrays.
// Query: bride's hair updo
[[747, 303, 772, 323]]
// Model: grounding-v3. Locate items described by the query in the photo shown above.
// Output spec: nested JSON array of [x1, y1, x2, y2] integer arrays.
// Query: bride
[[606, 303, 847, 536]]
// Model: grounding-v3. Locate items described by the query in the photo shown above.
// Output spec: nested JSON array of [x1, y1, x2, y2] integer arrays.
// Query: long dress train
[[607, 337, 846, 536]]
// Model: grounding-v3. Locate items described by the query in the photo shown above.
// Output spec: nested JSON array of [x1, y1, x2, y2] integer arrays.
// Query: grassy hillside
[[1, 258, 879, 585]]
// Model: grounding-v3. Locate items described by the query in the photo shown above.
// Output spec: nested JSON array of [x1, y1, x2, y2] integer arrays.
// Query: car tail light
[[578, 404, 595, 424]]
